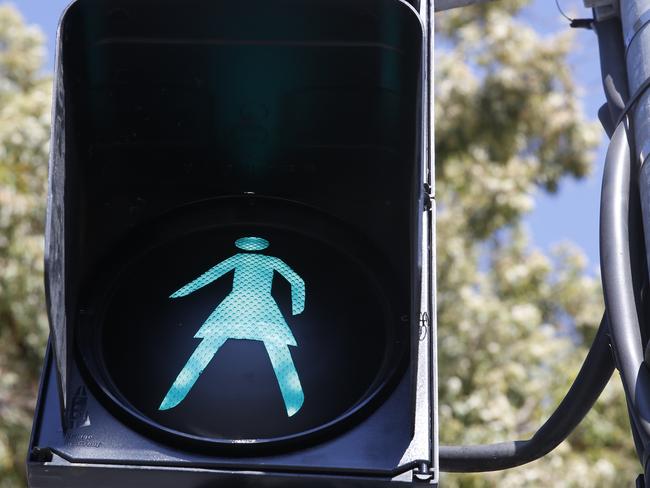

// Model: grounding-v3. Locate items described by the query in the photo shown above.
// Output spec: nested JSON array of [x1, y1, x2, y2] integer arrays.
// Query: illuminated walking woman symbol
[[159, 237, 306, 416]]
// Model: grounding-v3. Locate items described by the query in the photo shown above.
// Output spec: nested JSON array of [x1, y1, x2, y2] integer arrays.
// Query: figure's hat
[[236, 237, 270, 251]]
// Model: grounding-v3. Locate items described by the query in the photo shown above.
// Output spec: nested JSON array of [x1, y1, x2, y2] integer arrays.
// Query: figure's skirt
[[194, 292, 297, 346]]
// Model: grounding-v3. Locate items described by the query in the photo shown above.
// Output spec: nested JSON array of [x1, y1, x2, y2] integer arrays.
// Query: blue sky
[[11, 0, 605, 268], [521, 0, 606, 273]]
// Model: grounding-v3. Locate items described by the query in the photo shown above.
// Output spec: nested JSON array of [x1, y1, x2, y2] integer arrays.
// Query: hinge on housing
[[413, 461, 435, 483], [423, 183, 433, 211], [30, 447, 53, 463]]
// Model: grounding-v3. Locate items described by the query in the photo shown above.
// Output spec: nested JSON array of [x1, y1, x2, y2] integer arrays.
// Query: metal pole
[[614, 0, 650, 482], [621, 0, 650, 168]]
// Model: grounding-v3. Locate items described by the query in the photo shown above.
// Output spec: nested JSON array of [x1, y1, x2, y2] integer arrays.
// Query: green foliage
[[0, 5, 51, 486], [436, 2, 638, 486]]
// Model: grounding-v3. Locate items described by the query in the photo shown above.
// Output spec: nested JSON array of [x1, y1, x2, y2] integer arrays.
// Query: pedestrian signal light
[[28, 0, 435, 486], [160, 236, 306, 416], [80, 207, 406, 444]]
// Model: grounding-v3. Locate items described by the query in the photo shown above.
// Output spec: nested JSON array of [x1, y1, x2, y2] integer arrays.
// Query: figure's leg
[[265, 343, 304, 417], [159, 336, 228, 410]]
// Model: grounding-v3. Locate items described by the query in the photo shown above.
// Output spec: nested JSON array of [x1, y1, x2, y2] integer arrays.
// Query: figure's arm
[[170, 255, 239, 298], [274, 259, 305, 315]]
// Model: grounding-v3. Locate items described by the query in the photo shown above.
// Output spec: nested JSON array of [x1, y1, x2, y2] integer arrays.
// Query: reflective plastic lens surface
[[97, 225, 405, 442]]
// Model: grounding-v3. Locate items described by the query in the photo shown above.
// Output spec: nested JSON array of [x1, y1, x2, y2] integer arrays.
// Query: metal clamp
[[584, 0, 620, 20]]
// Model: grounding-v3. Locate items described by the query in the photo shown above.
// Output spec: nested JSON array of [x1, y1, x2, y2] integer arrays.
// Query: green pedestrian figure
[[159, 236, 306, 416]]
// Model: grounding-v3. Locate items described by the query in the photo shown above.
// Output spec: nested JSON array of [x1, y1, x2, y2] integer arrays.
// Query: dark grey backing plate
[[28, 463, 427, 488]]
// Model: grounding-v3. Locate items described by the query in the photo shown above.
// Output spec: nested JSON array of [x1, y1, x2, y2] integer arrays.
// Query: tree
[[0, 1, 640, 486], [0, 5, 51, 486], [435, 1, 639, 486]]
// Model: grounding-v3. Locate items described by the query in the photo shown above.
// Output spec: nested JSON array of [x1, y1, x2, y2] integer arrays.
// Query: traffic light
[[28, 0, 435, 486]]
